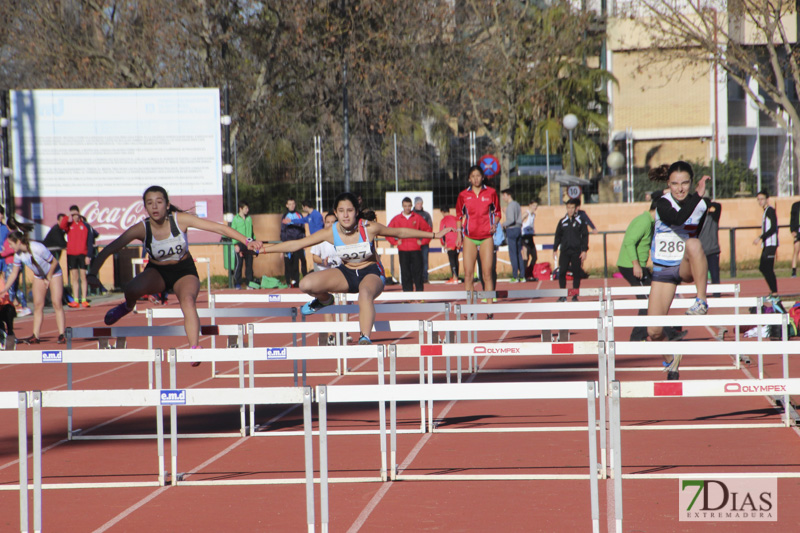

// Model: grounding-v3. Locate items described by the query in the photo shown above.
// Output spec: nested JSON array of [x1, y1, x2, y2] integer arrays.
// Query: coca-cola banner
[[20, 195, 224, 242], [9, 88, 224, 241]]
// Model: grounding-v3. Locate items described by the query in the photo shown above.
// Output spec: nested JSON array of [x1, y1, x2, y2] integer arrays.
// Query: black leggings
[[447, 250, 459, 278], [759, 246, 778, 293], [0, 304, 15, 336]]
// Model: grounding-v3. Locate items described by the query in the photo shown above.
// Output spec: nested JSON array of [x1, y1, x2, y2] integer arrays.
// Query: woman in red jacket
[[455, 165, 501, 294]]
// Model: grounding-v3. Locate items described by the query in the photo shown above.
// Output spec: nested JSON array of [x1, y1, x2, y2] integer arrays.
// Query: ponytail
[[6, 217, 34, 233], [649, 161, 694, 182]]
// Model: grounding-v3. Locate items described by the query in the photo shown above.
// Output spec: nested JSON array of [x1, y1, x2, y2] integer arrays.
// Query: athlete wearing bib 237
[[260, 192, 453, 346]]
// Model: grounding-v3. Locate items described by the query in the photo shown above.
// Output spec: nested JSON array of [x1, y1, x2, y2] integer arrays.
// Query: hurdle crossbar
[[148, 305, 297, 377], [610, 378, 800, 533], [316, 382, 600, 533], [605, 283, 739, 298], [476, 287, 604, 300], [213, 293, 313, 304], [247, 320, 424, 379], [342, 290, 470, 302]]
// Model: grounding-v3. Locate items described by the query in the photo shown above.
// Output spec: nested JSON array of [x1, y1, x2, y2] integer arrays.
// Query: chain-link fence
[[233, 133, 554, 215]]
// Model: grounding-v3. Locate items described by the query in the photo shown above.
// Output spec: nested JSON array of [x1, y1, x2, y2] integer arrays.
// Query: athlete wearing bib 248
[[87, 186, 261, 353], [258, 192, 454, 345], [647, 161, 711, 380]]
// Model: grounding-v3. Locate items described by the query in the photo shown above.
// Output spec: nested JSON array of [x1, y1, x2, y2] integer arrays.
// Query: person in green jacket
[[616, 191, 684, 342], [231, 201, 255, 289]]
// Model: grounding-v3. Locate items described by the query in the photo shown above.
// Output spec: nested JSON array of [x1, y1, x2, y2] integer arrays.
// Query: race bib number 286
[[654, 232, 685, 262]]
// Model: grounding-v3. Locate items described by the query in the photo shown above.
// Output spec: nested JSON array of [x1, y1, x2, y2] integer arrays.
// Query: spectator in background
[[3, 229, 66, 344], [456, 165, 501, 298], [280, 197, 306, 288], [790, 199, 800, 277], [754, 190, 780, 303], [43, 214, 67, 261], [553, 198, 588, 302], [42, 214, 71, 306], [0, 213, 31, 316], [413, 197, 433, 283], [698, 199, 722, 288], [501, 188, 523, 282], [60, 205, 91, 308], [439, 206, 460, 284], [0, 274, 17, 348], [521, 200, 538, 281], [83, 216, 101, 295], [287, 199, 324, 235], [232, 201, 255, 289], [387, 197, 431, 292]]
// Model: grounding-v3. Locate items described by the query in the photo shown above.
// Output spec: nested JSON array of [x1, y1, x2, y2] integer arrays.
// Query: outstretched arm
[[179, 212, 262, 253], [261, 226, 333, 254]]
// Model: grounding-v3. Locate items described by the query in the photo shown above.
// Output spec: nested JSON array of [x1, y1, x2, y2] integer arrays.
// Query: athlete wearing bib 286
[[259, 192, 454, 345], [646, 161, 711, 381]]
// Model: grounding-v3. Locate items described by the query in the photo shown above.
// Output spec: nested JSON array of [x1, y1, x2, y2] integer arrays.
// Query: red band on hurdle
[[93, 328, 112, 337], [200, 325, 220, 335], [654, 382, 683, 396], [495, 291, 508, 298], [420, 345, 443, 356], [567, 289, 579, 297], [551, 343, 574, 354]]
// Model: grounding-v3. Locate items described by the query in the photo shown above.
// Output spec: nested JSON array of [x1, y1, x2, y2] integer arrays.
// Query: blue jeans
[[5, 262, 26, 308], [506, 227, 523, 279], [420, 244, 429, 283]]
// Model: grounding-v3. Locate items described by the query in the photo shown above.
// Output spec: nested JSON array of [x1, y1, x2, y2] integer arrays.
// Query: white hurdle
[[0, 348, 163, 442], [169, 345, 385, 437], [1, 391, 27, 533], [342, 290, 471, 302], [30, 386, 315, 533], [458, 299, 605, 344], [609, 378, 800, 533], [606, 312, 790, 381], [425, 317, 604, 375], [247, 320, 424, 378], [148, 305, 299, 379], [316, 382, 601, 533]]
